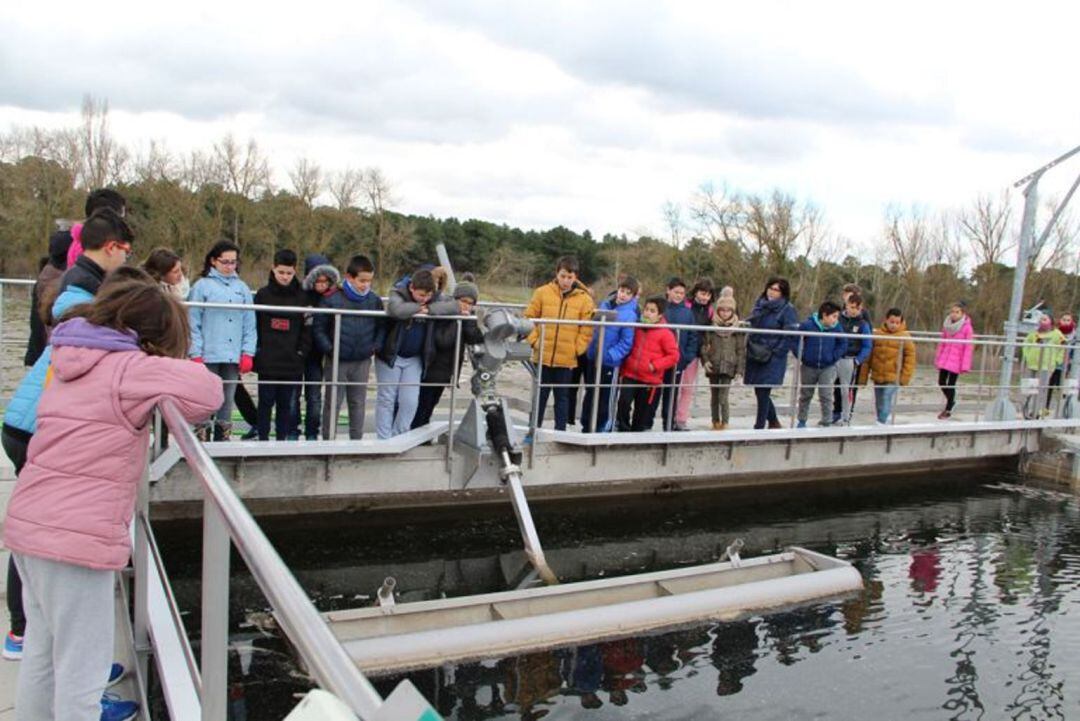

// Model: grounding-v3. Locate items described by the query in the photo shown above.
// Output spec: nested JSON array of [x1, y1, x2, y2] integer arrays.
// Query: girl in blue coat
[[744, 277, 799, 429], [188, 241, 257, 440]]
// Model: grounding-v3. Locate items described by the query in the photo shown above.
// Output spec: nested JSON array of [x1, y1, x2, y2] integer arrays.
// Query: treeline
[[2, 97, 1080, 333]]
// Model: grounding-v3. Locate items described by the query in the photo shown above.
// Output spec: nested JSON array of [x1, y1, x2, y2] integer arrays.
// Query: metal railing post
[[133, 460, 151, 688], [666, 329, 681, 431], [589, 314, 606, 432], [528, 323, 546, 468], [790, 336, 804, 427], [200, 500, 231, 721], [446, 319, 462, 482], [327, 314, 342, 441], [891, 338, 903, 425], [977, 341, 989, 417]]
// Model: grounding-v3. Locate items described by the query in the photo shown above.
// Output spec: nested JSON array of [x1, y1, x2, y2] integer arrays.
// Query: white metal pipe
[[160, 400, 386, 718], [343, 561, 861, 675]]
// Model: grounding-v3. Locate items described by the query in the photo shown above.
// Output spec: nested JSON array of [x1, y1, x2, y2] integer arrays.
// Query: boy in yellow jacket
[[524, 256, 596, 430], [857, 307, 916, 424]]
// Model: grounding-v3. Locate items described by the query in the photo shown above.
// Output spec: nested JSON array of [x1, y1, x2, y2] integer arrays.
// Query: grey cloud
[[402, 1, 954, 129], [0, 16, 574, 146]]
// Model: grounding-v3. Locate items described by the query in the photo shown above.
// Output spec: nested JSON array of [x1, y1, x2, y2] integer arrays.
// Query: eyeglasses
[[111, 241, 132, 254], [216, 259, 239, 266]]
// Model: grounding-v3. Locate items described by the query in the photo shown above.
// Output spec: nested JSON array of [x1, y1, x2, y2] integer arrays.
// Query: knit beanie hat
[[453, 281, 479, 303], [716, 286, 736, 312]]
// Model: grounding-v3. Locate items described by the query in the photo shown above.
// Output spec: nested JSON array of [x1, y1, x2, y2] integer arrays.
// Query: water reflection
[[152, 474, 1080, 719]]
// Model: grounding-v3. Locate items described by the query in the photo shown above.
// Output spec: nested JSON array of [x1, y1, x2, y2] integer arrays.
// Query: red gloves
[[239, 355, 254, 374], [191, 357, 204, 364]]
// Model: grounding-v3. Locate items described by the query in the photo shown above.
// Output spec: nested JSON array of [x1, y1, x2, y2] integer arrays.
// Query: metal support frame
[[987, 142, 1080, 420], [201, 501, 231, 721]]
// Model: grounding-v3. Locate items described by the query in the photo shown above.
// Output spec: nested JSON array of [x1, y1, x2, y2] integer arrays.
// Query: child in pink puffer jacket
[[934, 301, 975, 419], [3, 273, 222, 721]]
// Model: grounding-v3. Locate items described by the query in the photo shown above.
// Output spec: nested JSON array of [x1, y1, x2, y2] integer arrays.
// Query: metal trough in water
[[323, 546, 862, 676]]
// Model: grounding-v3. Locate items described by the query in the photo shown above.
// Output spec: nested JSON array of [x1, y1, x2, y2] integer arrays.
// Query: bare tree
[[744, 190, 819, 270], [288, 156, 323, 207], [1031, 198, 1080, 273], [956, 191, 1014, 269], [327, 167, 363, 211], [180, 149, 223, 191], [662, 200, 684, 249], [132, 140, 178, 184], [213, 134, 272, 199], [883, 204, 932, 276], [690, 181, 746, 251], [78, 95, 128, 188]]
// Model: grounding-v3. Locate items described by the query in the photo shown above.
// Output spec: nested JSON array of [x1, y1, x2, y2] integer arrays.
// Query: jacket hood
[[48, 229, 73, 270], [49, 317, 140, 382], [206, 268, 243, 284], [304, 253, 331, 275], [303, 263, 341, 291]]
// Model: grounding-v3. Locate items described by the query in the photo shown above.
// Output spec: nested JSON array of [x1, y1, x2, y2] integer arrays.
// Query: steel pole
[[200, 501, 230, 721], [666, 329, 680, 431], [588, 314, 606, 433], [790, 336, 804, 427], [986, 175, 1041, 420], [327, 314, 342, 440], [446, 318, 462, 481]]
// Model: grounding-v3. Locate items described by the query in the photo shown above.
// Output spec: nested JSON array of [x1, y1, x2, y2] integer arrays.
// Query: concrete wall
[[149, 423, 1043, 520]]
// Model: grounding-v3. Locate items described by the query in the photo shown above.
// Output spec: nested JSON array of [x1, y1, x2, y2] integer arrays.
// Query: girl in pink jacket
[[934, 301, 974, 419], [3, 274, 223, 721]]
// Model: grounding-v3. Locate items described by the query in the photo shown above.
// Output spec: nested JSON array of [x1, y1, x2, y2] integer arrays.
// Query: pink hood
[[4, 319, 223, 570]]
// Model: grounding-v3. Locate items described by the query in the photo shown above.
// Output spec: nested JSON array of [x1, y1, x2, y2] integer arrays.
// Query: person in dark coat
[[744, 277, 799, 429], [411, 281, 485, 429], [290, 253, 341, 439], [253, 249, 311, 440], [24, 229, 72, 366], [658, 277, 696, 430]]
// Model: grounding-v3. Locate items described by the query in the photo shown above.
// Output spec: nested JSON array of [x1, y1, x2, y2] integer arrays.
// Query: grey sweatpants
[[834, 357, 856, 422], [798, 364, 839, 424], [13, 553, 115, 721], [322, 358, 371, 439]]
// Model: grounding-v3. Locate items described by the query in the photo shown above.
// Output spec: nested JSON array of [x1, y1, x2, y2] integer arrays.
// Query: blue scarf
[[341, 280, 371, 303]]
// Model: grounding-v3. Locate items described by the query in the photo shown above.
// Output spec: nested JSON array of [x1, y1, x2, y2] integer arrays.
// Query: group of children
[[183, 244, 480, 442], [6, 190, 220, 720], [521, 267, 995, 434]]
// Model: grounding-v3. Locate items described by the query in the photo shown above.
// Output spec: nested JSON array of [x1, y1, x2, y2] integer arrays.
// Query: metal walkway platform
[[148, 418, 1072, 519]]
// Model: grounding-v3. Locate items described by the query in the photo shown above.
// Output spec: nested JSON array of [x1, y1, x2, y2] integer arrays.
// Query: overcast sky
[[2, 0, 1078, 252]]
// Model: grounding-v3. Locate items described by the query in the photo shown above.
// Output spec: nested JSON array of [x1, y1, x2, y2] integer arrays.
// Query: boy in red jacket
[[616, 295, 681, 431]]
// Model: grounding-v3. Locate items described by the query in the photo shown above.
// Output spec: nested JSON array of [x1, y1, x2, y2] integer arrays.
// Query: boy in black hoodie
[[253, 249, 311, 440]]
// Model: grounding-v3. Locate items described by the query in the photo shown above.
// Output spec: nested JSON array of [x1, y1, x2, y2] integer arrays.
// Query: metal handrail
[[158, 398, 386, 718]]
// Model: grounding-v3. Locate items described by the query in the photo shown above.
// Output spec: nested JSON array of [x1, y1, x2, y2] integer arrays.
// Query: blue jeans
[[292, 354, 323, 439], [205, 362, 239, 437], [536, 366, 573, 431], [257, 377, 299, 440], [375, 355, 423, 438], [754, 386, 779, 429], [874, 385, 898, 423], [580, 365, 616, 433]]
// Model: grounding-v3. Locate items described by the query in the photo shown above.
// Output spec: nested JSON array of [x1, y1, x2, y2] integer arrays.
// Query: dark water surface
[[152, 472, 1080, 720]]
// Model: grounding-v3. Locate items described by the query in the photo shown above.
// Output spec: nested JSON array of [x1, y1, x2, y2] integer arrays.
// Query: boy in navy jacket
[[659, 277, 696, 430], [793, 301, 847, 427], [313, 254, 385, 439]]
